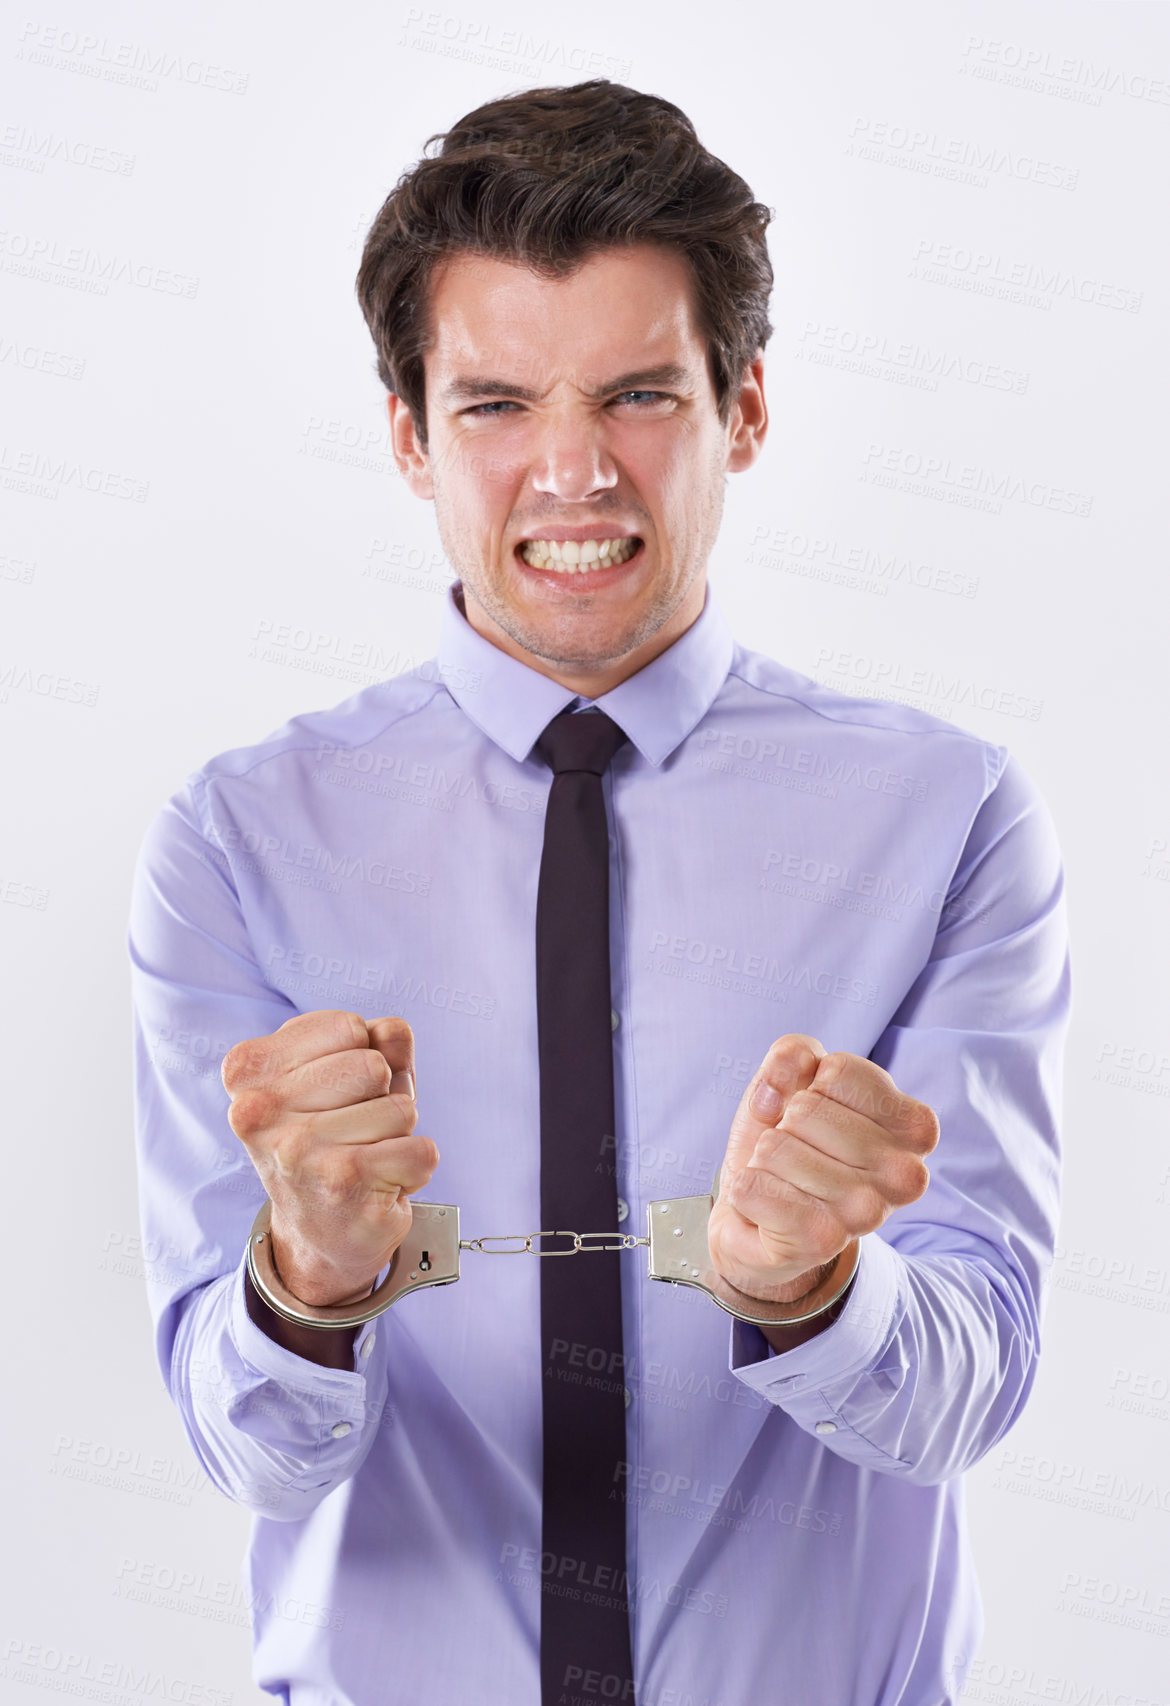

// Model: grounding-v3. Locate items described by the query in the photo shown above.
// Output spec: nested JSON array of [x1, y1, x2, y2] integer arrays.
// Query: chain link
[[458, 1230, 650, 1255]]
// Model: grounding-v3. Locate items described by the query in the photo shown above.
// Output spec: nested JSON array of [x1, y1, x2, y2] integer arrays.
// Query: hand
[[222, 1010, 438, 1307], [708, 1034, 938, 1304]]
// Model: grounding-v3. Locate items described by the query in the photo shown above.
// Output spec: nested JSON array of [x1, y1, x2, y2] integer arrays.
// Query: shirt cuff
[[727, 1231, 901, 1402], [228, 1246, 380, 1391]]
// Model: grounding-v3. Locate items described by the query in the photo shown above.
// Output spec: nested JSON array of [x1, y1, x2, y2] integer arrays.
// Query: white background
[[2, 2, 1168, 1701]]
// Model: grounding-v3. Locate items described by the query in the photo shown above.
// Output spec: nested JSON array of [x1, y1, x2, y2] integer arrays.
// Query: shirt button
[[360, 1336, 374, 1358], [814, 1421, 837, 1435], [624, 1387, 632, 1408], [617, 1197, 629, 1222], [611, 1009, 620, 1031], [331, 1422, 353, 1439]]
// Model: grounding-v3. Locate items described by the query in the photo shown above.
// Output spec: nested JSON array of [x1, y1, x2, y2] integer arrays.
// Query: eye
[[462, 391, 673, 417]]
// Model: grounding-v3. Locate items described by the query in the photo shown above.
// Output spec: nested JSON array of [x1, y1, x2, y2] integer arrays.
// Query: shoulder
[[721, 641, 1010, 801], [157, 668, 450, 845]]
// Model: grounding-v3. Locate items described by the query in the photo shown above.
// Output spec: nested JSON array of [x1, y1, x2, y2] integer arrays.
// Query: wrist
[[727, 1247, 847, 1309], [743, 1248, 863, 1351], [268, 1227, 378, 1309], [757, 1256, 839, 1306]]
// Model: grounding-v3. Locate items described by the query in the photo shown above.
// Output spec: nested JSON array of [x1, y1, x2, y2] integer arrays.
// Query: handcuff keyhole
[[418, 1250, 432, 1272]]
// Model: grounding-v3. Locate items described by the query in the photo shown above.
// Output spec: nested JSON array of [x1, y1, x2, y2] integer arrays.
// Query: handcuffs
[[246, 1168, 861, 1333]]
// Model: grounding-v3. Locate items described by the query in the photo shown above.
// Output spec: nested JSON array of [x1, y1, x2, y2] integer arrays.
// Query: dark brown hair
[[355, 79, 774, 451]]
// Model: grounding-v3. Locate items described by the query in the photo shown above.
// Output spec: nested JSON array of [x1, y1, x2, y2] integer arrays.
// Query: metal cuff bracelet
[[245, 1172, 861, 1333]]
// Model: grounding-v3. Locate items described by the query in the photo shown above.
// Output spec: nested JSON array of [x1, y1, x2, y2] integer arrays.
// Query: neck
[[455, 579, 706, 696]]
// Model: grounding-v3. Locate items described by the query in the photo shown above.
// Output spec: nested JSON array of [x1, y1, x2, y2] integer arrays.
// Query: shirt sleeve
[[127, 775, 392, 1521], [728, 748, 1071, 1486]]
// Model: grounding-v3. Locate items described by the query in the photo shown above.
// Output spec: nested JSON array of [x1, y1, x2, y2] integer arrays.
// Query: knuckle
[[814, 1050, 849, 1088], [370, 1013, 412, 1044], [319, 1161, 364, 1210], [781, 1089, 818, 1125], [227, 1087, 278, 1140], [845, 1185, 884, 1234], [295, 1009, 367, 1057], [275, 1125, 329, 1196], [331, 1009, 369, 1046], [908, 1158, 931, 1200], [404, 1133, 440, 1175], [908, 1106, 940, 1154], [221, 1037, 264, 1091], [366, 1095, 414, 1140], [362, 1047, 392, 1085], [889, 1155, 930, 1203]]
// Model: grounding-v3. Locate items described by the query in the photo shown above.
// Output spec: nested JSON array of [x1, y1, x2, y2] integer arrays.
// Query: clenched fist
[[708, 1034, 938, 1304], [222, 1009, 439, 1308]]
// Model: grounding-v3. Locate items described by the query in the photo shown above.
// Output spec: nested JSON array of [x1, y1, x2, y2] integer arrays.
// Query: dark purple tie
[[534, 707, 635, 1703]]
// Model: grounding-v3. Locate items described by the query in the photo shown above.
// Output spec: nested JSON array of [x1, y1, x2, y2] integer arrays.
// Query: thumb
[[723, 1034, 826, 1176], [366, 1015, 416, 1103]]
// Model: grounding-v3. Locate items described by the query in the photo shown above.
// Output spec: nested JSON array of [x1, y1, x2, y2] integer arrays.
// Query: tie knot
[[534, 707, 629, 777]]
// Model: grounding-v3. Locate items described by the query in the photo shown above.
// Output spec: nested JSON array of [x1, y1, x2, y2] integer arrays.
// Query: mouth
[[514, 534, 645, 585]]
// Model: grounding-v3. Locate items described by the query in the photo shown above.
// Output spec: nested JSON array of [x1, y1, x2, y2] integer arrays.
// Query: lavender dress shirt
[[128, 578, 1070, 1705]]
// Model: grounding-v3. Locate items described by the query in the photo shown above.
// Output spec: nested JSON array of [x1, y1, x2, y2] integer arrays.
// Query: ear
[[725, 352, 768, 475], [387, 392, 434, 500]]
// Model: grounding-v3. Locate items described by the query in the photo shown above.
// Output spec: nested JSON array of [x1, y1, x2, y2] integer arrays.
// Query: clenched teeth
[[519, 536, 640, 571]]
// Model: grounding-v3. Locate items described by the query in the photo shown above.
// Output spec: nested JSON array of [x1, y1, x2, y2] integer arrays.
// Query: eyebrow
[[438, 363, 695, 407]]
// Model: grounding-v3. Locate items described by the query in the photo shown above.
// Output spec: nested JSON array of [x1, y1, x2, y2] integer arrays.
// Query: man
[[129, 80, 1070, 1705]]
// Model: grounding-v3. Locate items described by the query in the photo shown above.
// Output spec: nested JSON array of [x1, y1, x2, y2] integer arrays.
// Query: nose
[[530, 405, 619, 503]]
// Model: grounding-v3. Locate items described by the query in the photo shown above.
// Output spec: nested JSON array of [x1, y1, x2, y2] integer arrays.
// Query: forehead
[[424, 243, 704, 380]]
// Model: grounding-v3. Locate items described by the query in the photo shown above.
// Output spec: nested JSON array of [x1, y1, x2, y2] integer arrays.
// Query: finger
[[753, 1089, 885, 1172], [282, 1046, 392, 1113], [724, 1034, 826, 1173], [232, 1074, 419, 1158], [367, 1015, 416, 1103], [223, 1009, 368, 1091], [271, 1105, 438, 1195], [808, 1052, 938, 1153], [727, 1137, 884, 1238], [755, 1092, 931, 1205], [304, 1094, 423, 1154]]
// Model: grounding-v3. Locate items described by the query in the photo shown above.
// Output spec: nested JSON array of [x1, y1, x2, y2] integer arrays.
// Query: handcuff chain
[[458, 1230, 651, 1255]]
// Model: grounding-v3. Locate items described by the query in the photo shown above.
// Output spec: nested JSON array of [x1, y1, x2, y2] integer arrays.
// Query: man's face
[[387, 242, 766, 693]]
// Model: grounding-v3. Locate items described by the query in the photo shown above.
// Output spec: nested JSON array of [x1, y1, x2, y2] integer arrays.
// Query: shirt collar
[[433, 578, 735, 768]]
